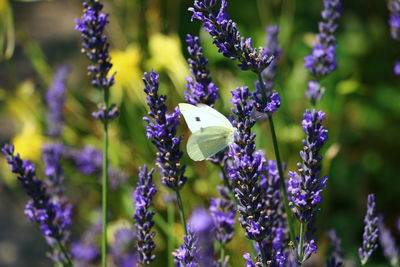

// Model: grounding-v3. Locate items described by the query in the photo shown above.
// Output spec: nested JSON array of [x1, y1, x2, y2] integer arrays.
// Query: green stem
[[219, 242, 226, 264], [257, 73, 297, 245], [175, 189, 188, 235], [257, 241, 268, 266], [298, 222, 306, 265], [167, 201, 175, 267], [56, 239, 73, 267], [102, 89, 110, 267]]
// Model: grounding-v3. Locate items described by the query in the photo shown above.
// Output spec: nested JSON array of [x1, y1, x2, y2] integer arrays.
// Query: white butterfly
[[178, 103, 236, 161]]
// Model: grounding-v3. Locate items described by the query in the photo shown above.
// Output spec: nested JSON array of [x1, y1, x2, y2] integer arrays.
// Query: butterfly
[[178, 103, 236, 161]]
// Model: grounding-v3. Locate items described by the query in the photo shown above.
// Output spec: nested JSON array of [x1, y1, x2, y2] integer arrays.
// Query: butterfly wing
[[178, 103, 233, 133], [187, 126, 234, 161]]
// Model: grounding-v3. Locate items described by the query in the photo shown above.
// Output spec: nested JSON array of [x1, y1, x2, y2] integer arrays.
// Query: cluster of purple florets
[[358, 194, 379, 265], [185, 34, 220, 107], [228, 87, 270, 241], [143, 70, 187, 190], [189, 0, 273, 73], [133, 165, 157, 265], [304, 0, 343, 102]]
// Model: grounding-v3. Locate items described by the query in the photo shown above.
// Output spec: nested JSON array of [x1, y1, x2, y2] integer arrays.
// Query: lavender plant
[[185, 34, 219, 107], [326, 230, 344, 267], [389, 0, 400, 75], [378, 217, 399, 267], [75, 0, 119, 264], [288, 109, 329, 263], [142, 70, 188, 234], [189, 0, 296, 246], [304, 0, 343, 103], [1, 144, 73, 266], [359, 194, 379, 265], [110, 228, 137, 267], [46, 65, 69, 138], [133, 165, 157, 265]]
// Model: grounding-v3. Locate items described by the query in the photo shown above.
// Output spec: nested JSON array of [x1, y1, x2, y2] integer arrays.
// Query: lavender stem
[[167, 201, 175, 267], [175, 189, 188, 235], [257, 73, 296, 244], [101, 88, 110, 267], [56, 238, 73, 267], [298, 222, 306, 264]]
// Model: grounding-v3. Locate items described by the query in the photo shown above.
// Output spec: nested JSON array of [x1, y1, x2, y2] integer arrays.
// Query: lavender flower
[[389, 0, 400, 40], [1, 144, 72, 264], [185, 34, 219, 106], [133, 165, 157, 265], [173, 227, 199, 267], [228, 87, 270, 242], [326, 230, 344, 267], [111, 228, 137, 267], [304, 0, 342, 101], [75, 0, 114, 89], [46, 65, 69, 137], [243, 253, 261, 267], [262, 25, 282, 90], [75, 0, 118, 122], [174, 209, 217, 267], [189, 0, 273, 73], [359, 194, 379, 265], [288, 109, 328, 223], [71, 221, 101, 266], [190, 209, 217, 266], [62, 146, 129, 189], [259, 160, 287, 264], [209, 186, 236, 244], [42, 144, 65, 196], [378, 218, 399, 267], [143, 70, 187, 189], [394, 61, 400, 76]]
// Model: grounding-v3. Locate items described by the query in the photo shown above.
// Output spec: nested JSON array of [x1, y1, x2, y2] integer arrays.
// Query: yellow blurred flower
[[12, 122, 44, 161], [6, 80, 44, 161], [148, 33, 189, 94], [109, 45, 143, 103]]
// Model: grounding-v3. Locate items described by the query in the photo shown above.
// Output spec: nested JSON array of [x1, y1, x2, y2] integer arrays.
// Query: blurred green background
[[0, 0, 399, 266]]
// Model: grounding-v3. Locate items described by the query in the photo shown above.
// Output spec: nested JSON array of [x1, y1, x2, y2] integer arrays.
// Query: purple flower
[[253, 80, 281, 115], [62, 146, 129, 190], [111, 228, 137, 267], [378, 217, 399, 267], [306, 80, 325, 104], [243, 253, 262, 267], [209, 186, 236, 244], [46, 65, 69, 137], [75, 0, 114, 89], [174, 209, 217, 267], [359, 194, 379, 265], [263, 26, 282, 87], [173, 227, 199, 267], [189, 0, 273, 73], [143, 70, 187, 189], [133, 165, 157, 265], [190, 209, 217, 266], [42, 144, 65, 195], [394, 61, 400, 76], [1, 144, 72, 265], [71, 243, 99, 265], [304, 0, 342, 76], [228, 87, 270, 242], [304, 0, 342, 102], [326, 230, 344, 267], [71, 221, 101, 266], [389, 0, 400, 40], [288, 109, 328, 223], [185, 34, 219, 106]]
